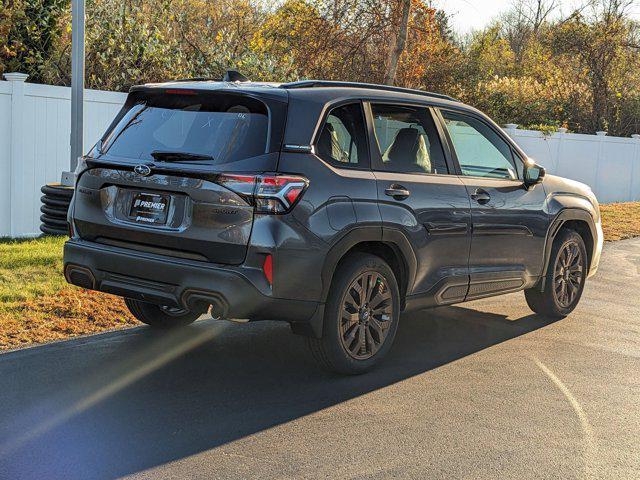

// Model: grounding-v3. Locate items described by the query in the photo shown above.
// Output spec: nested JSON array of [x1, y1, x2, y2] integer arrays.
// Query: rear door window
[[101, 92, 270, 165], [370, 104, 448, 175]]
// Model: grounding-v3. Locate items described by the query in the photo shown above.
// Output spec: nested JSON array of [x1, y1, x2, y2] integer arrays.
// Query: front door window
[[441, 111, 521, 180]]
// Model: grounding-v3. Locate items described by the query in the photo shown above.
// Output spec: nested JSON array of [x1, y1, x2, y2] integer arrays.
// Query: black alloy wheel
[[339, 271, 394, 360], [525, 229, 588, 319], [307, 252, 400, 375], [553, 240, 584, 308]]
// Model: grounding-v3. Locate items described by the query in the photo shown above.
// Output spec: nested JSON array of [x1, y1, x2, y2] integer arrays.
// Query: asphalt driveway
[[0, 238, 638, 479]]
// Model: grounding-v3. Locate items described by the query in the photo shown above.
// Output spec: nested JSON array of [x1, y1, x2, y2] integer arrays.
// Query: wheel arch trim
[[540, 208, 597, 290], [319, 226, 417, 304]]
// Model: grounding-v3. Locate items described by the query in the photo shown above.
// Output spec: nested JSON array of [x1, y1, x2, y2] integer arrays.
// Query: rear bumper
[[63, 239, 319, 323]]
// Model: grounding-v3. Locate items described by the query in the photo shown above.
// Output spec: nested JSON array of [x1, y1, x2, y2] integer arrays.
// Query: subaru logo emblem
[[134, 164, 152, 177]]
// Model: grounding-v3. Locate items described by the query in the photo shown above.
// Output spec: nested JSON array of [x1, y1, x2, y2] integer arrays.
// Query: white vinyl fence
[[0, 74, 126, 237], [0, 74, 639, 237], [504, 125, 640, 205]]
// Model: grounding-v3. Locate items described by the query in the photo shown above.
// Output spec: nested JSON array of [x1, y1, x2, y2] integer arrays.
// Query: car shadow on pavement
[[0, 304, 557, 479]]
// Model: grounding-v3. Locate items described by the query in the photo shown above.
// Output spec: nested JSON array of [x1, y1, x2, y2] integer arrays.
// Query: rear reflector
[[285, 186, 303, 205], [263, 254, 273, 286], [216, 173, 308, 214]]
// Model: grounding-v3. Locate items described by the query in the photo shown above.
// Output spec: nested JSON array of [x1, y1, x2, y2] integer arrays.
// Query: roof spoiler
[[223, 70, 249, 82], [166, 70, 250, 84]]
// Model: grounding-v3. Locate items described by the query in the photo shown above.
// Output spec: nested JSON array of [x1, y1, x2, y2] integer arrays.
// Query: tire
[[307, 253, 400, 375], [124, 298, 200, 329], [525, 229, 588, 319]]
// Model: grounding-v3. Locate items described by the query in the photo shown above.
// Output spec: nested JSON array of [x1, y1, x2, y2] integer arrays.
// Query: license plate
[[129, 192, 170, 225]]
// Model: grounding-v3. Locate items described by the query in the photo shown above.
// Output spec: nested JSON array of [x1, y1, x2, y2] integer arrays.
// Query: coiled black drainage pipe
[[40, 183, 73, 236]]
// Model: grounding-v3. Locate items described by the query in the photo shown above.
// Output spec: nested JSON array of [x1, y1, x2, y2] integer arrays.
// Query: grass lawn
[[0, 202, 639, 350], [0, 236, 137, 350]]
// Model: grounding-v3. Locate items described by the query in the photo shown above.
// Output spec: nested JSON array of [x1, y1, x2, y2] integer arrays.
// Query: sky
[[435, 0, 640, 34], [436, 0, 514, 33]]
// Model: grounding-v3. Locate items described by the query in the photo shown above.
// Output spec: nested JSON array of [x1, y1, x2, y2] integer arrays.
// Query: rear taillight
[[255, 175, 308, 214], [216, 174, 257, 197], [217, 173, 308, 214]]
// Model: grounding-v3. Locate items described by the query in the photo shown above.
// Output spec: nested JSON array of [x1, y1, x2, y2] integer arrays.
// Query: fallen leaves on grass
[[600, 202, 640, 241], [0, 288, 139, 350]]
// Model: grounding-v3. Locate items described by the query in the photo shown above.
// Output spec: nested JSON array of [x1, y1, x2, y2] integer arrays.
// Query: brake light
[[217, 173, 308, 214]]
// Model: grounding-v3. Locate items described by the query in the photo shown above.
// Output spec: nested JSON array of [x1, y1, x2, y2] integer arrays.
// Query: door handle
[[471, 188, 491, 204], [385, 184, 410, 200]]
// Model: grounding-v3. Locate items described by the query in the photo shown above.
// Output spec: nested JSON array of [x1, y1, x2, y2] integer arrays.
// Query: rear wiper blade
[[150, 150, 214, 162]]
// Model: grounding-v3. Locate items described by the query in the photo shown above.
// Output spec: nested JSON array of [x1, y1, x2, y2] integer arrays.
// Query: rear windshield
[[101, 92, 270, 164]]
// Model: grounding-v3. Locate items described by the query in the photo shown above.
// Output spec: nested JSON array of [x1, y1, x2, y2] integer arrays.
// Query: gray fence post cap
[[3, 72, 28, 82], [504, 123, 519, 129], [558, 127, 568, 133], [631, 134, 640, 139], [596, 131, 607, 136]]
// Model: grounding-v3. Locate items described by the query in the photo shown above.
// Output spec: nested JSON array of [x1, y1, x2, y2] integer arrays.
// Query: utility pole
[[63, 0, 85, 185]]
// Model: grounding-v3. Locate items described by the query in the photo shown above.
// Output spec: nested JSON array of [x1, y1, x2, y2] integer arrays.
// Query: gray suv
[[64, 77, 603, 374]]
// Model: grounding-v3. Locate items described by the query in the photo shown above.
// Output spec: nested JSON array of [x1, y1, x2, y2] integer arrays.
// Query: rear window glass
[[101, 92, 269, 164], [316, 103, 368, 168]]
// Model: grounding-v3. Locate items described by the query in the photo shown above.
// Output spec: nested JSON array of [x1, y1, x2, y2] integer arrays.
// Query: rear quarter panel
[[275, 152, 382, 302]]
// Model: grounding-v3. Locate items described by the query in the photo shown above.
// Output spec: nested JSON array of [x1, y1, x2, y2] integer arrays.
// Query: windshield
[[101, 92, 269, 165]]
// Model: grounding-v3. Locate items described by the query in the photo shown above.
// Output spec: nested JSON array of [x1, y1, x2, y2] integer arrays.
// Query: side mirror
[[524, 161, 545, 188]]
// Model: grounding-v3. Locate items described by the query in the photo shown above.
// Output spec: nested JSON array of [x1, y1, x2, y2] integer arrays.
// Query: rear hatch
[[72, 85, 287, 264]]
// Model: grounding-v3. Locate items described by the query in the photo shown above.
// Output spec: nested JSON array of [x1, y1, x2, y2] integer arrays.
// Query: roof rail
[[281, 80, 458, 102]]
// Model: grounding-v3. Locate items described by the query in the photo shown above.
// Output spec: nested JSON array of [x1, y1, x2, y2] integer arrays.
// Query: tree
[[395, 1, 461, 92], [551, 0, 639, 132], [384, 0, 411, 85], [500, 0, 558, 64], [0, 0, 68, 82], [4, 0, 640, 136]]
